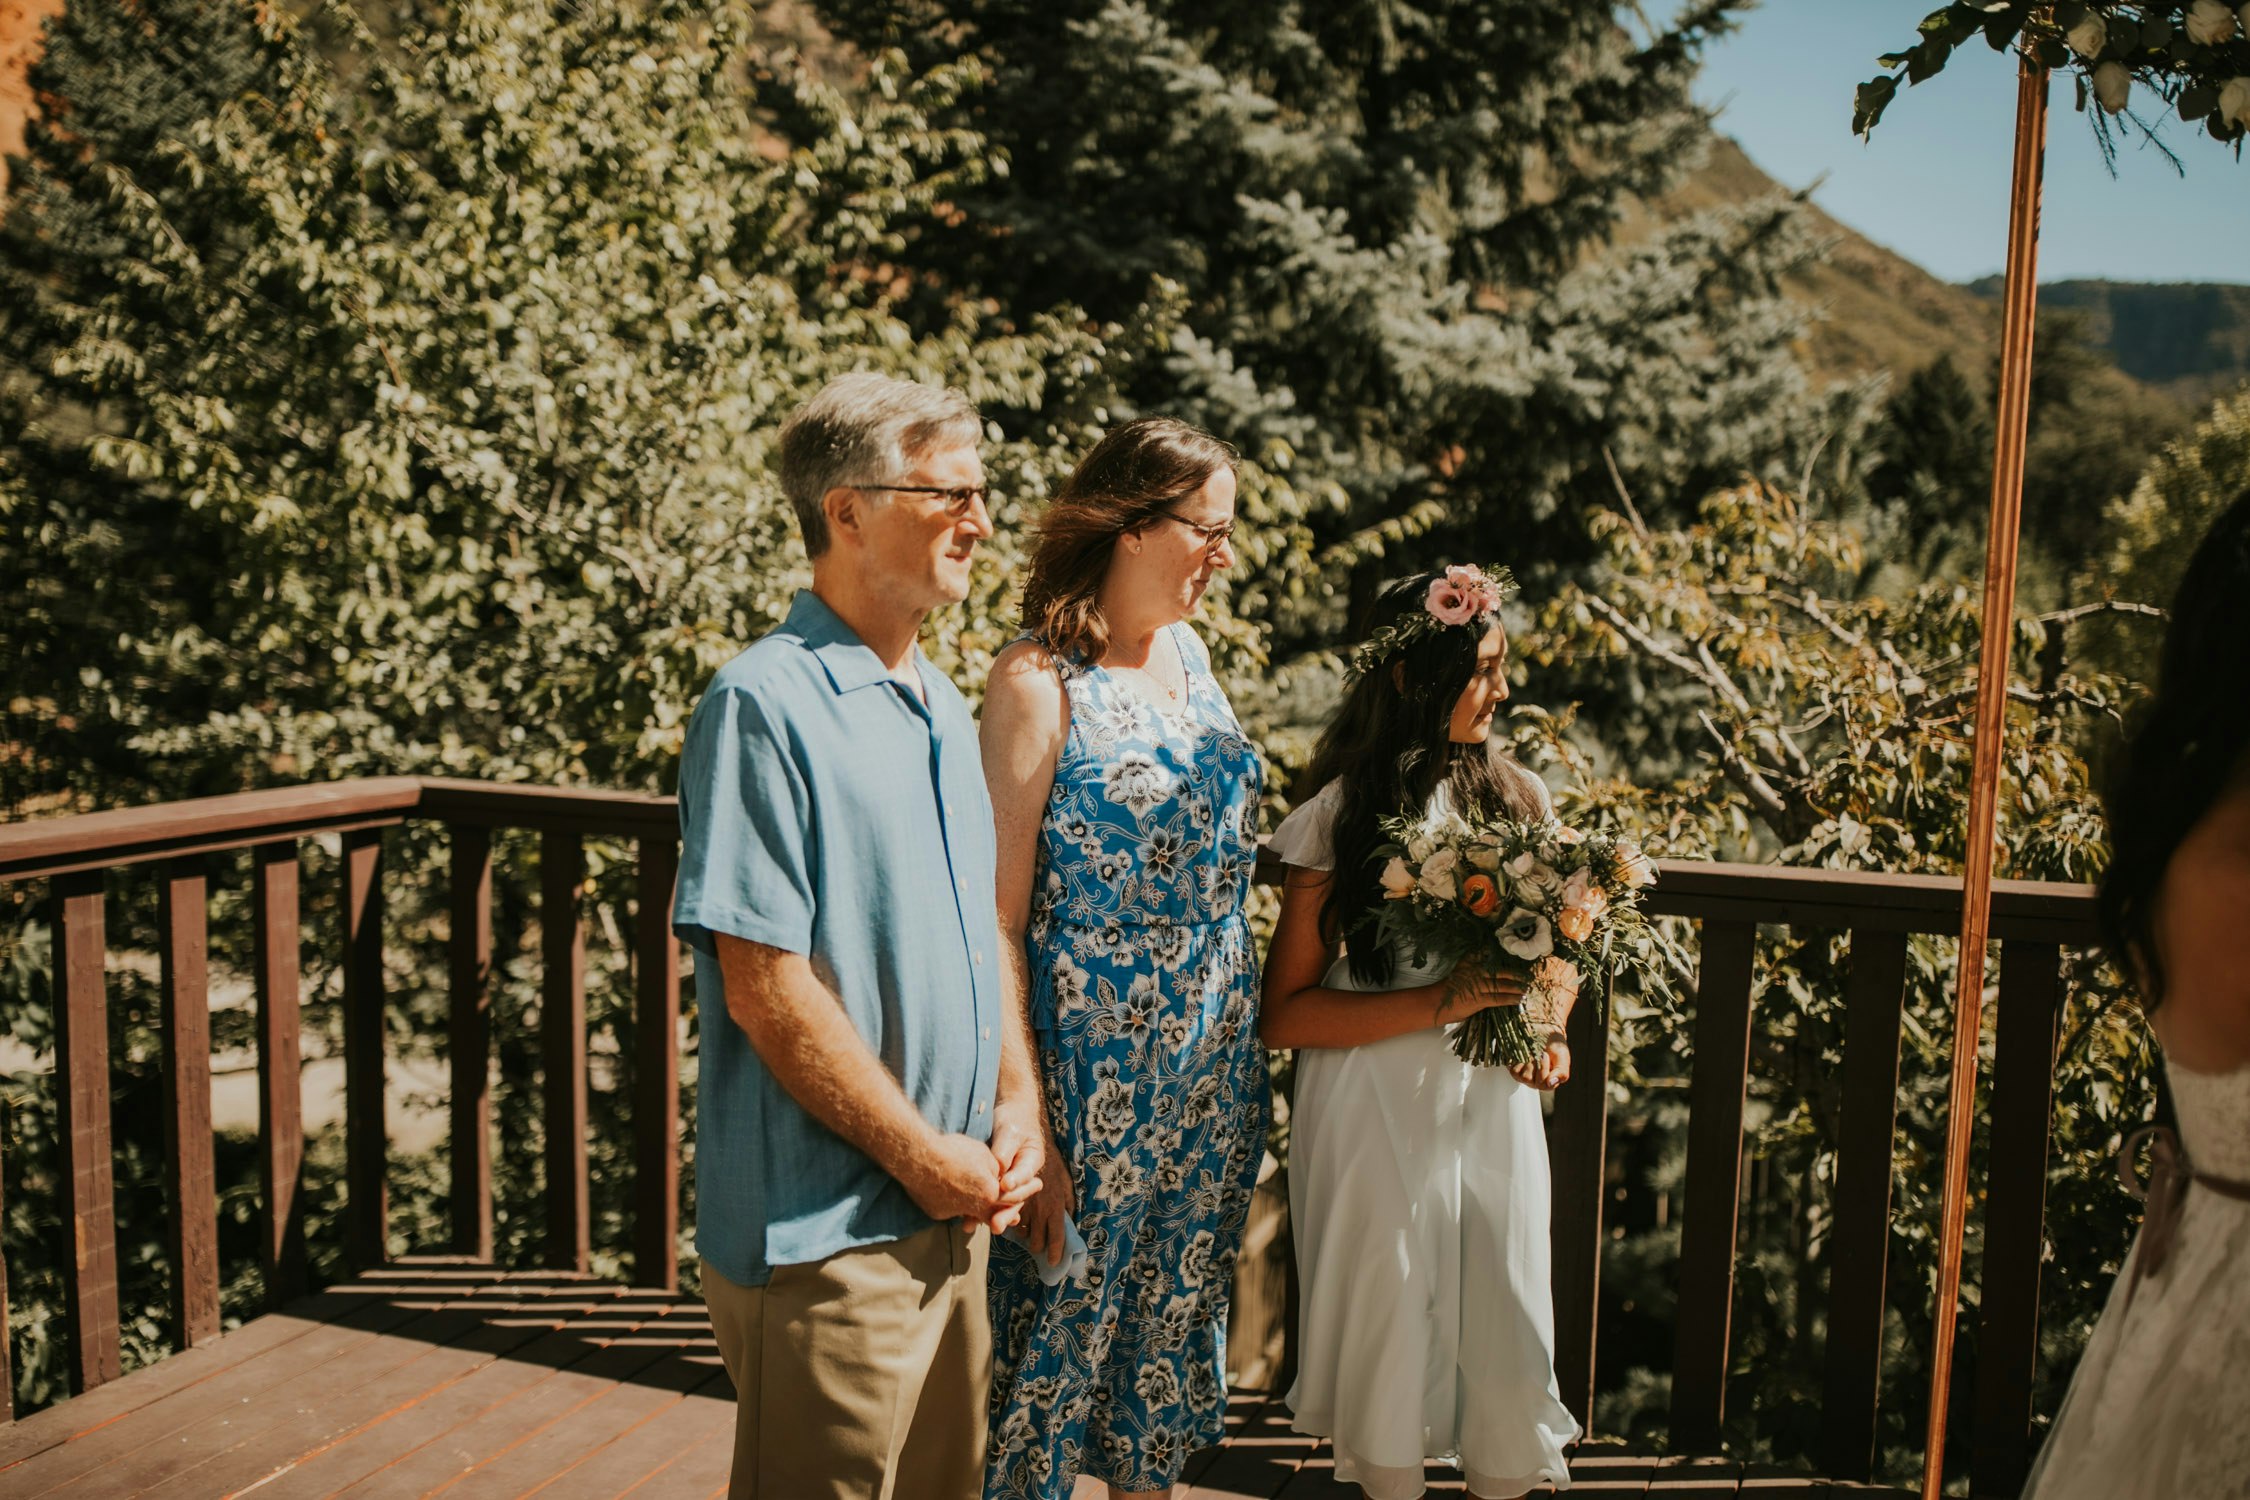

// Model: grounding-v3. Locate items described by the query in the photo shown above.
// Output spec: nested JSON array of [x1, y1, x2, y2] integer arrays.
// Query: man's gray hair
[[777, 373, 981, 557]]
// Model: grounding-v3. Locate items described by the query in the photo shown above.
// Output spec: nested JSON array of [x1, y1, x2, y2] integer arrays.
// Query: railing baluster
[[54, 868, 122, 1393], [1670, 918, 1758, 1452], [254, 842, 309, 1306], [1973, 941, 2065, 1499], [1, 1089, 10, 1420], [634, 835, 681, 1290], [158, 858, 221, 1349], [450, 824, 495, 1259], [1548, 970, 1613, 1431], [342, 828, 389, 1269], [543, 830, 590, 1273], [1819, 927, 1911, 1480]]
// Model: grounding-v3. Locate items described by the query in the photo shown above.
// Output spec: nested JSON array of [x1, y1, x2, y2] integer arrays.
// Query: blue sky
[[1678, 0, 2250, 284]]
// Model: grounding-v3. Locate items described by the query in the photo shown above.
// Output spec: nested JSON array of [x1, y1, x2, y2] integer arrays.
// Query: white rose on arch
[[2093, 61, 2132, 114], [2221, 76, 2250, 131], [2187, 0, 2239, 46], [2066, 11, 2107, 59]]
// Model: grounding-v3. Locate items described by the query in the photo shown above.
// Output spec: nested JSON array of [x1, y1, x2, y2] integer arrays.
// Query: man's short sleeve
[[673, 683, 816, 956]]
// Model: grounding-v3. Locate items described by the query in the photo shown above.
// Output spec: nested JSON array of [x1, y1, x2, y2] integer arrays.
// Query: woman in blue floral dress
[[979, 418, 1267, 1499]]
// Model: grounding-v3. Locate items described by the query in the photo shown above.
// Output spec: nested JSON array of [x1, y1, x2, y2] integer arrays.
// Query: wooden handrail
[[0, 778, 424, 882], [6, 778, 2097, 928]]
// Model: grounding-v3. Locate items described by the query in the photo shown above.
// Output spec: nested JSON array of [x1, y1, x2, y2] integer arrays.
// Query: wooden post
[[1924, 55, 2049, 1500], [54, 869, 122, 1393], [159, 858, 222, 1349], [542, 830, 590, 1273], [450, 825, 496, 1259], [634, 835, 682, 1290], [343, 828, 388, 1268], [1, 1085, 10, 1420], [254, 842, 309, 1307], [1548, 967, 1614, 1430], [1669, 919, 1758, 1451], [1819, 928, 1910, 1481], [1973, 943, 2066, 1497]]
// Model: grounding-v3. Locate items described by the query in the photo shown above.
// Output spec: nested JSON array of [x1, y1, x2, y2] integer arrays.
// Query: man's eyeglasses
[[1158, 511, 1236, 550], [845, 483, 989, 519]]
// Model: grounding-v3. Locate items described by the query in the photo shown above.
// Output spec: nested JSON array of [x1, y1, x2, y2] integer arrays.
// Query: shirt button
[[981, 1027, 992, 1040], [976, 1100, 987, 1116], [973, 952, 985, 967]]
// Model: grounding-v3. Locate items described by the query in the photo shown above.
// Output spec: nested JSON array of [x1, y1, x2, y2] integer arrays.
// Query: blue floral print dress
[[985, 623, 1269, 1499]]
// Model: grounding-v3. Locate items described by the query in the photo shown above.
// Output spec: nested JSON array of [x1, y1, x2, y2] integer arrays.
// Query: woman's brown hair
[[1020, 417, 1237, 663]]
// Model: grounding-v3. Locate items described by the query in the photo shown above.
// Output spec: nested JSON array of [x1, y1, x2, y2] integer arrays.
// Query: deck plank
[[433, 1313, 727, 1498], [246, 1317, 628, 1499], [132, 1305, 559, 1500], [0, 1265, 1945, 1500], [516, 1371, 735, 1499], [0, 1291, 368, 1471], [11, 1295, 429, 1497], [331, 1311, 688, 1496]]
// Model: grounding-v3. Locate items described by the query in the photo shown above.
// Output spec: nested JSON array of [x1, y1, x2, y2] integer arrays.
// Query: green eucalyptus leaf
[[2054, 0, 2088, 29], [1941, 3, 1988, 44], [1984, 6, 2026, 49], [1905, 37, 1953, 82], [2180, 82, 2219, 118], [1854, 73, 1901, 134]]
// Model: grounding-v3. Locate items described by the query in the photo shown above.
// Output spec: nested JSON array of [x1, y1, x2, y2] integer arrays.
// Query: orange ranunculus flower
[[1461, 872, 1502, 917], [1555, 904, 1595, 943]]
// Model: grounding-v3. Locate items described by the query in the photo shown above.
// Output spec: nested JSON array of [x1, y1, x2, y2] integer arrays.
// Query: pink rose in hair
[[1425, 576, 1481, 626]]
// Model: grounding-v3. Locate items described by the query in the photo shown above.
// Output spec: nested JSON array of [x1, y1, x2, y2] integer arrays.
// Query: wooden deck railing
[[0, 779, 2096, 1497]]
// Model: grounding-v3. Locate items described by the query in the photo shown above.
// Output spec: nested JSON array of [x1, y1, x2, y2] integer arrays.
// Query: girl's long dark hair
[[2098, 488, 2250, 1009], [1301, 572, 1549, 985]]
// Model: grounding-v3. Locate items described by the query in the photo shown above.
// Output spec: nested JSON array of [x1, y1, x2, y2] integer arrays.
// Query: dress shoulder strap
[[1170, 622, 1215, 679], [1009, 631, 1086, 685]]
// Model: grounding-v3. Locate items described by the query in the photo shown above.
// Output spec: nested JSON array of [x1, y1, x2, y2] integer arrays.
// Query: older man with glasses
[[674, 372, 1045, 1499]]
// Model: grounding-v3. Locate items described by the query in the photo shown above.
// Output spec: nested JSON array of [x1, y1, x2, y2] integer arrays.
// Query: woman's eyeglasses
[[1158, 511, 1236, 550], [847, 483, 988, 518]]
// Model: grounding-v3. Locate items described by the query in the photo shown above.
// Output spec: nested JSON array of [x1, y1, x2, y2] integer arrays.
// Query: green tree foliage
[[0, 0, 1312, 1412], [803, 0, 1858, 627], [0, 0, 1307, 815], [2087, 382, 2250, 616], [1853, 321, 2191, 609], [1511, 482, 2156, 1479]]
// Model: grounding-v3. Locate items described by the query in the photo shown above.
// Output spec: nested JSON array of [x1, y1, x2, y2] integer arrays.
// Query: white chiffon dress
[[2021, 1056, 2250, 1499], [1269, 781, 1579, 1500]]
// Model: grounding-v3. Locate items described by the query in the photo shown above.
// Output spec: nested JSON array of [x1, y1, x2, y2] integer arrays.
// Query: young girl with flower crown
[[1261, 567, 1579, 1500]]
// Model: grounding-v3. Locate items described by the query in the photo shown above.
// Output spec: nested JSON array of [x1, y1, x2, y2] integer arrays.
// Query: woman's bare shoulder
[[982, 639, 1071, 735]]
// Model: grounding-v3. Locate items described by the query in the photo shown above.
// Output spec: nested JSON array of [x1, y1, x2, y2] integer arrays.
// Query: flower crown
[[1347, 564, 1518, 680]]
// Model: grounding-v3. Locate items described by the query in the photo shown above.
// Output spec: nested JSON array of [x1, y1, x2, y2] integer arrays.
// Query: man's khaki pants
[[703, 1223, 991, 1500]]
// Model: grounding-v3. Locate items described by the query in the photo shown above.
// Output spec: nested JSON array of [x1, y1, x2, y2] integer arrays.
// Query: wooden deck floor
[[0, 1260, 1909, 1499]]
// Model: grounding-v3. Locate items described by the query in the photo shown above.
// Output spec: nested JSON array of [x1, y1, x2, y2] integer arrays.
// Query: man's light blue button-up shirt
[[674, 588, 1004, 1288]]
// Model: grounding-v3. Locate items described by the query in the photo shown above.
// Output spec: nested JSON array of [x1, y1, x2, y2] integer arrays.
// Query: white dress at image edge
[[1271, 780, 1579, 1500], [2022, 1057, 2250, 1499]]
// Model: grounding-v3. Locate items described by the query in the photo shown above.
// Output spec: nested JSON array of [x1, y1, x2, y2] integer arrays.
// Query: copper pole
[[1921, 53, 2049, 1500]]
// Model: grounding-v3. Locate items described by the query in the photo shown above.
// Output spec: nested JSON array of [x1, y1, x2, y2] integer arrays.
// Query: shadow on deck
[[0, 1258, 1912, 1500]]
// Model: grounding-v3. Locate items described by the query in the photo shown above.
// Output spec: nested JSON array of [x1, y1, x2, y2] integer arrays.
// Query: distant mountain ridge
[[1663, 137, 2248, 410], [1965, 276, 2250, 405]]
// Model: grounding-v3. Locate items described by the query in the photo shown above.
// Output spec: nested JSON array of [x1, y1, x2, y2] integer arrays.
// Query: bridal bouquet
[[1367, 811, 1663, 1068]]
